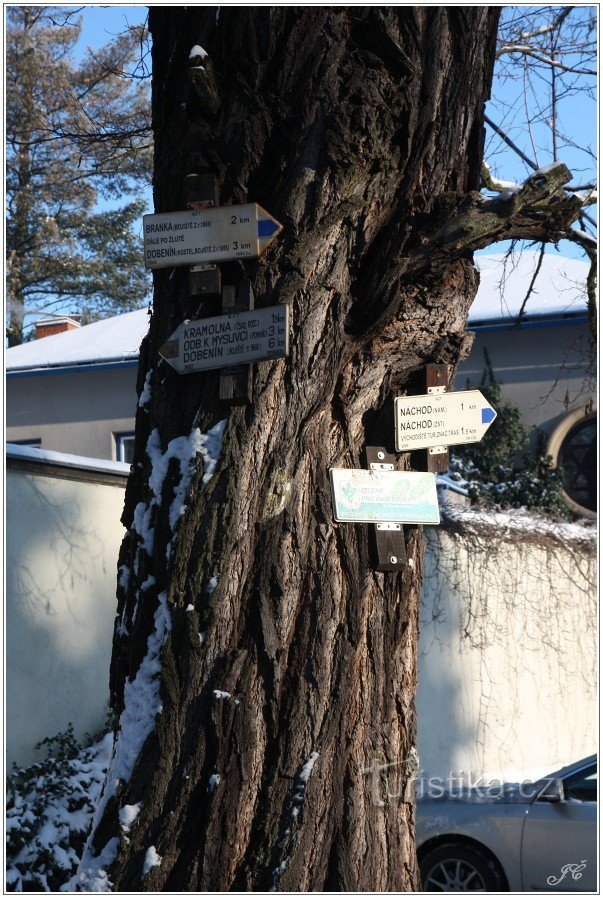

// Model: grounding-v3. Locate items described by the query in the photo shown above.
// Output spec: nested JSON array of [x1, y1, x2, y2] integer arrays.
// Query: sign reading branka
[[329, 468, 440, 525], [143, 203, 283, 269], [394, 389, 497, 452], [159, 305, 289, 374]]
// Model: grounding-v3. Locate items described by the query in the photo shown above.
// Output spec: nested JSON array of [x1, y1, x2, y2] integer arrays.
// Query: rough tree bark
[[75, 7, 582, 892]]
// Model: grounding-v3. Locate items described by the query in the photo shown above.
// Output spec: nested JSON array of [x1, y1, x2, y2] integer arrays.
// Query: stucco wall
[[6, 364, 138, 460], [7, 321, 592, 463], [7, 459, 596, 779], [417, 522, 597, 780], [456, 320, 592, 441], [6, 467, 126, 767]]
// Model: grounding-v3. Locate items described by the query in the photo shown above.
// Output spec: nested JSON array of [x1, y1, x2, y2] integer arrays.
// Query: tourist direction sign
[[394, 390, 496, 452], [159, 305, 289, 374], [329, 468, 440, 524], [143, 203, 283, 269]]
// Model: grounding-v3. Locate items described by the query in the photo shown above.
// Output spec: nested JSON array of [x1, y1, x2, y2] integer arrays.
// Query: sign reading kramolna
[[329, 468, 440, 524], [159, 305, 289, 374], [394, 390, 496, 452], [143, 203, 283, 269]]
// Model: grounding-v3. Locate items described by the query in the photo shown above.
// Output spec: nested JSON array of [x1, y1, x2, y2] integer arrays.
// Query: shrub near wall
[[6, 727, 112, 892]]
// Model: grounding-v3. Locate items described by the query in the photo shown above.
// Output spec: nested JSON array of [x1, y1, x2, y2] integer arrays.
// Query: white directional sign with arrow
[[159, 305, 289, 374], [394, 390, 497, 452], [143, 203, 283, 269]]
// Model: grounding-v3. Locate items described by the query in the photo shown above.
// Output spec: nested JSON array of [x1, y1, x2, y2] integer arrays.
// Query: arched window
[[548, 409, 597, 519]]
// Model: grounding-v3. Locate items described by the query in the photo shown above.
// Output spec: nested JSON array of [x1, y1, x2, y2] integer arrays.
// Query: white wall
[[7, 459, 596, 783], [6, 467, 126, 767], [417, 521, 597, 781]]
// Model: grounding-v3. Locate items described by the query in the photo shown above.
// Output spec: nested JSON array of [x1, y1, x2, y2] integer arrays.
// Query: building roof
[[7, 308, 150, 374], [6, 252, 589, 374], [472, 251, 589, 326]]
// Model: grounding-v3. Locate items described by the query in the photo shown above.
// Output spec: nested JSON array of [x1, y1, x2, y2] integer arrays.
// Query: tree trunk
[[76, 7, 562, 892]]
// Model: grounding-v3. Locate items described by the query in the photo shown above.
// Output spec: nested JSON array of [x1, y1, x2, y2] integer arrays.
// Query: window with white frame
[[115, 432, 135, 464]]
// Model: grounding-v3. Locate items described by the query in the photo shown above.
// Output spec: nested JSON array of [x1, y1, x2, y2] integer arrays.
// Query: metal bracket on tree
[[219, 282, 254, 405], [183, 170, 251, 405], [364, 446, 407, 571]]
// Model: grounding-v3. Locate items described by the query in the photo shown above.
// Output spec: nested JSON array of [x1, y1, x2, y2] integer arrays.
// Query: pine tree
[[6, 6, 153, 345], [451, 350, 569, 516]]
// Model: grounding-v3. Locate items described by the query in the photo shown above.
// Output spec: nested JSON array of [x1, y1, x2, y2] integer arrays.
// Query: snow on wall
[[7, 442, 131, 477]]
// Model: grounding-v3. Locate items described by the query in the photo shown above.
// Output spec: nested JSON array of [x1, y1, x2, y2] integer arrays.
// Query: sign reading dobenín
[[143, 203, 283, 269], [159, 305, 289, 374], [329, 468, 440, 524], [394, 390, 497, 452]]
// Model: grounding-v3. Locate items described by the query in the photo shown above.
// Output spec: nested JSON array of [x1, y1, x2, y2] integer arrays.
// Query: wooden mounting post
[[364, 446, 407, 571], [185, 172, 222, 298], [419, 363, 450, 473], [219, 282, 254, 405]]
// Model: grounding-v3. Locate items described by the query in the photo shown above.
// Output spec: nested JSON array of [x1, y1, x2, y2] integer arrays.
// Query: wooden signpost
[[159, 304, 289, 375], [329, 466, 440, 526], [143, 204, 283, 269], [149, 162, 286, 404], [395, 389, 496, 452], [328, 364, 498, 572]]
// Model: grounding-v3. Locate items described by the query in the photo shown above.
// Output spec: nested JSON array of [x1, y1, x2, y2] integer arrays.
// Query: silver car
[[416, 756, 597, 891]]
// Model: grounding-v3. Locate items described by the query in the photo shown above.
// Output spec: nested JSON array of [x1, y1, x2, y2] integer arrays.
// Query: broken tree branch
[[484, 115, 597, 232], [421, 162, 582, 262]]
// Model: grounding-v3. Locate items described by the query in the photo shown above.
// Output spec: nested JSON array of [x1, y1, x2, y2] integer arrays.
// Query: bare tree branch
[[512, 241, 546, 327], [496, 44, 596, 76]]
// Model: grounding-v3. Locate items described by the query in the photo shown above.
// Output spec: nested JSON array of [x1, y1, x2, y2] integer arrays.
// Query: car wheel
[[420, 843, 505, 891]]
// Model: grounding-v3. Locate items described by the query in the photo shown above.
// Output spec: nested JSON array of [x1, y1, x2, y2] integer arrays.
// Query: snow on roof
[[6, 442, 131, 477], [470, 252, 589, 324], [4, 253, 588, 372], [6, 308, 150, 372]]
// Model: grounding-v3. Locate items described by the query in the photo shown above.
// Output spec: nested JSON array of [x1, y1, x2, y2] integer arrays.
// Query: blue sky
[[76, 5, 153, 215], [77, 4, 148, 53]]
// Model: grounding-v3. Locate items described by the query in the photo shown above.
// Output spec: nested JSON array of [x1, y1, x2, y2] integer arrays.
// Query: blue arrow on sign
[[481, 407, 496, 424], [258, 218, 280, 238]]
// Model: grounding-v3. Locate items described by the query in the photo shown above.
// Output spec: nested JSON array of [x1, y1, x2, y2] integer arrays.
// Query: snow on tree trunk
[[74, 7, 577, 892]]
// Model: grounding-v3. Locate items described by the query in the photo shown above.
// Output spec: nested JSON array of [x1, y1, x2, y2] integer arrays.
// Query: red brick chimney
[[34, 317, 81, 340]]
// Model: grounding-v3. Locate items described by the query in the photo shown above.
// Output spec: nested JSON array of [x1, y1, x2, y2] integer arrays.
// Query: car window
[[564, 764, 597, 802]]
